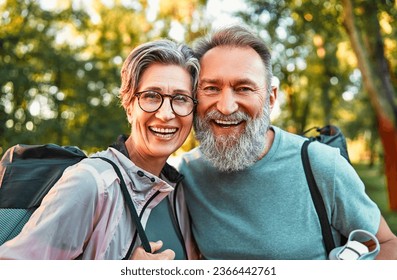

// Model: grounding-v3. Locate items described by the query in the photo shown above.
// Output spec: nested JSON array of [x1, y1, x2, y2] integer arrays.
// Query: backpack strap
[[301, 140, 336, 255], [94, 157, 151, 258]]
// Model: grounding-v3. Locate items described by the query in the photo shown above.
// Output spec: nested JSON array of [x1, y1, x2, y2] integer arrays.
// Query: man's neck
[[257, 128, 275, 161]]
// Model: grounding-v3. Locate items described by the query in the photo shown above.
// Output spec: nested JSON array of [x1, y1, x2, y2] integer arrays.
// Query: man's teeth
[[150, 127, 177, 134], [215, 120, 240, 125]]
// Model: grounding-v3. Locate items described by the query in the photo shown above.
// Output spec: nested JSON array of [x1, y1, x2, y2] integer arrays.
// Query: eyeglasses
[[134, 90, 197, 117]]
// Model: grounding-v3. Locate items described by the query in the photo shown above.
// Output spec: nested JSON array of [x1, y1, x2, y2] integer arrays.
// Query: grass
[[353, 163, 397, 235]]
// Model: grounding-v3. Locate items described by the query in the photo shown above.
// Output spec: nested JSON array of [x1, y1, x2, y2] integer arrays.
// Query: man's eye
[[201, 86, 220, 94], [235, 87, 254, 94]]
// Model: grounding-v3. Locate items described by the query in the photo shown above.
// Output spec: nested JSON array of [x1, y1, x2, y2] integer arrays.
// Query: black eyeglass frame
[[134, 90, 198, 117]]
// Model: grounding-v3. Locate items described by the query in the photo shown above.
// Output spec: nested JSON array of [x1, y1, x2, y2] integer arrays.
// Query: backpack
[[302, 125, 351, 164], [301, 125, 351, 256], [0, 143, 150, 258]]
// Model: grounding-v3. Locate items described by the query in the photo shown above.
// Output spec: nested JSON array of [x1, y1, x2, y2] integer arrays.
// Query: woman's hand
[[130, 240, 175, 260]]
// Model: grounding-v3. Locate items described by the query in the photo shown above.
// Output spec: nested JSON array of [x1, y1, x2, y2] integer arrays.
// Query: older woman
[[0, 40, 199, 260]]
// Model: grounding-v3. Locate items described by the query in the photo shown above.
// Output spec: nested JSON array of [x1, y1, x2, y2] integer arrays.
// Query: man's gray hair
[[119, 39, 200, 110], [193, 25, 273, 94]]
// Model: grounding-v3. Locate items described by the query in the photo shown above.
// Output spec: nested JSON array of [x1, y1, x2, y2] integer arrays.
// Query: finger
[[154, 249, 175, 260], [149, 240, 163, 253], [130, 246, 175, 260]]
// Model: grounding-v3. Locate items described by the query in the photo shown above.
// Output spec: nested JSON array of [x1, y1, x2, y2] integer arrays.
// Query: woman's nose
[[155, 98, 175, 121]]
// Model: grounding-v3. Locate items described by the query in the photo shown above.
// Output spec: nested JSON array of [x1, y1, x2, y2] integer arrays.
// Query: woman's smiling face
[[126, 63, 194, 161]]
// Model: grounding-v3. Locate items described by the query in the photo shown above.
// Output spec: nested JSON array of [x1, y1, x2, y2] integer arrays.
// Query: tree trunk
[[342, 0, 397, 211], [377, 114, 397, 210]]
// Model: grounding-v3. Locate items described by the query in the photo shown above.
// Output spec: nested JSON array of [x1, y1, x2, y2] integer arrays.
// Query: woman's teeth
[[149, 127, 177, 138]]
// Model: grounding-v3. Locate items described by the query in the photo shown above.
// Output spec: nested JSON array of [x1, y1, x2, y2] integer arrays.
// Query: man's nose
[[216, 88, 238, 115]]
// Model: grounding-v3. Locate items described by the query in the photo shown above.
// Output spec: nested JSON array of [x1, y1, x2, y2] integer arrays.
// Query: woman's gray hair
[[119, 39, 200, 110], [194, 25, 273, 94]]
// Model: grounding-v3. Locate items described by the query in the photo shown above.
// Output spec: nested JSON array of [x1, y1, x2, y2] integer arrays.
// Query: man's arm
[[364, 216, 397, 259]]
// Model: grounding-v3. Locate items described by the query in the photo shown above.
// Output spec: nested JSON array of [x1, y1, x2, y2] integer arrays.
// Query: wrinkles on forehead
[[140, 85, 191, 95]]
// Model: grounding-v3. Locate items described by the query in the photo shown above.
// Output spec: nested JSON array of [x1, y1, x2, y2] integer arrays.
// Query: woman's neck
[[125, 136, 166, 177]]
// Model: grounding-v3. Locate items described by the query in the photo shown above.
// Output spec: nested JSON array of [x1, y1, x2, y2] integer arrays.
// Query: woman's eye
[[142, 91, 161, 100], [173, 94, 190, 103], [141, 91, 161, 103]]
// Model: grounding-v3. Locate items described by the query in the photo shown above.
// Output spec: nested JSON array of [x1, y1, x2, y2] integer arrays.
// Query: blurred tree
[[0, 0, 207, 156], [238, 0, 396, 210], [238, 0, 363, 133], [341, 0, 397, 210], [0, 0, 93, 150]]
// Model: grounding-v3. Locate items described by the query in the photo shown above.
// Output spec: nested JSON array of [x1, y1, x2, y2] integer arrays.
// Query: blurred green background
[[355, 164, 397, 234], [1, 0, 396, 233]]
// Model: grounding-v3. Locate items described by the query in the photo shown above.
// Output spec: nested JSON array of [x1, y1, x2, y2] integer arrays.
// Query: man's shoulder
[[176, 147, 207, 173], [270, 126, 308, 155], [179, 147, 203, 163], [308, 140, 342, 161], [273, 126, 341, 157], [272, 126, 345, 173], [272, 126, 306, 144], [305, 139, 353, 184]]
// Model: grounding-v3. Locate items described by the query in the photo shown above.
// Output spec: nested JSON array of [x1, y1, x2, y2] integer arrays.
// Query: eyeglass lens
[[137, 91, 195, 116]]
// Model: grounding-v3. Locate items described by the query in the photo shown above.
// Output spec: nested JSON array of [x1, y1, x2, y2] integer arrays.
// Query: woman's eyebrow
[[140, 86, 190, 94], [142, 86, 162, 91], [173, 89, 191, 94]]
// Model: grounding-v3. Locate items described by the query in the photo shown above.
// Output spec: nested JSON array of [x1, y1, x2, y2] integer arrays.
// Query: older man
[[178, 25, 397, 260]]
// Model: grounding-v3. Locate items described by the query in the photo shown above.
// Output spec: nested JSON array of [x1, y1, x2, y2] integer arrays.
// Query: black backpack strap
[[94, 157, 151, 258], [301, 141, 336, 255]]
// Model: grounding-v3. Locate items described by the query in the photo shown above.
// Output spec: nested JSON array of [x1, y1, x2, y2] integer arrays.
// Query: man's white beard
[[194, 104, 271, 173]]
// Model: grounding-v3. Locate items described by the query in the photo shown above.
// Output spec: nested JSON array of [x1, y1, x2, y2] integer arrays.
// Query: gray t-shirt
[[178, 126, 380, 259]]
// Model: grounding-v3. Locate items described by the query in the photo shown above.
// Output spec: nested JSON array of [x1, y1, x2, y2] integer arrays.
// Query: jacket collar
[[110, 135, 184, 184]]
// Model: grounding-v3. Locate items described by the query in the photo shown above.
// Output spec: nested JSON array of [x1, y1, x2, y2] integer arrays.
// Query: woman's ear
[[126, 105, 134, 124]]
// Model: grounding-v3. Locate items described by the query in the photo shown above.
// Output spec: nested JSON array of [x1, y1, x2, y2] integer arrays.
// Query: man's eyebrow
[[199, 78, 221, 84], [232, 78, 257, 86], [199, 78, 258, 88]]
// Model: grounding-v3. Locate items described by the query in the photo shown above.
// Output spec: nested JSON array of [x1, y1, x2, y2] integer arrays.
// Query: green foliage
[[236, 0, 396, 167], [0, 0, 125, 153], [1, 0, 394, 163], [0, 0, 207, 156], [354, 163, 397, 233]]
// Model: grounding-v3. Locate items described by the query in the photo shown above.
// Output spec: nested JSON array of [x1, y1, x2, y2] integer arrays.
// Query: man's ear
[[269, 85, 278, 110]]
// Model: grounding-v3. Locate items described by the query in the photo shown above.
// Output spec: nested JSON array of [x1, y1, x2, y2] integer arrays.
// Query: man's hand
[[130, 240, 175, 260]]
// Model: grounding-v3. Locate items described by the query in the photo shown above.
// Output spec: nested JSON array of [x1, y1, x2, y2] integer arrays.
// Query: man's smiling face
[[194, 46, 276, 172]]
